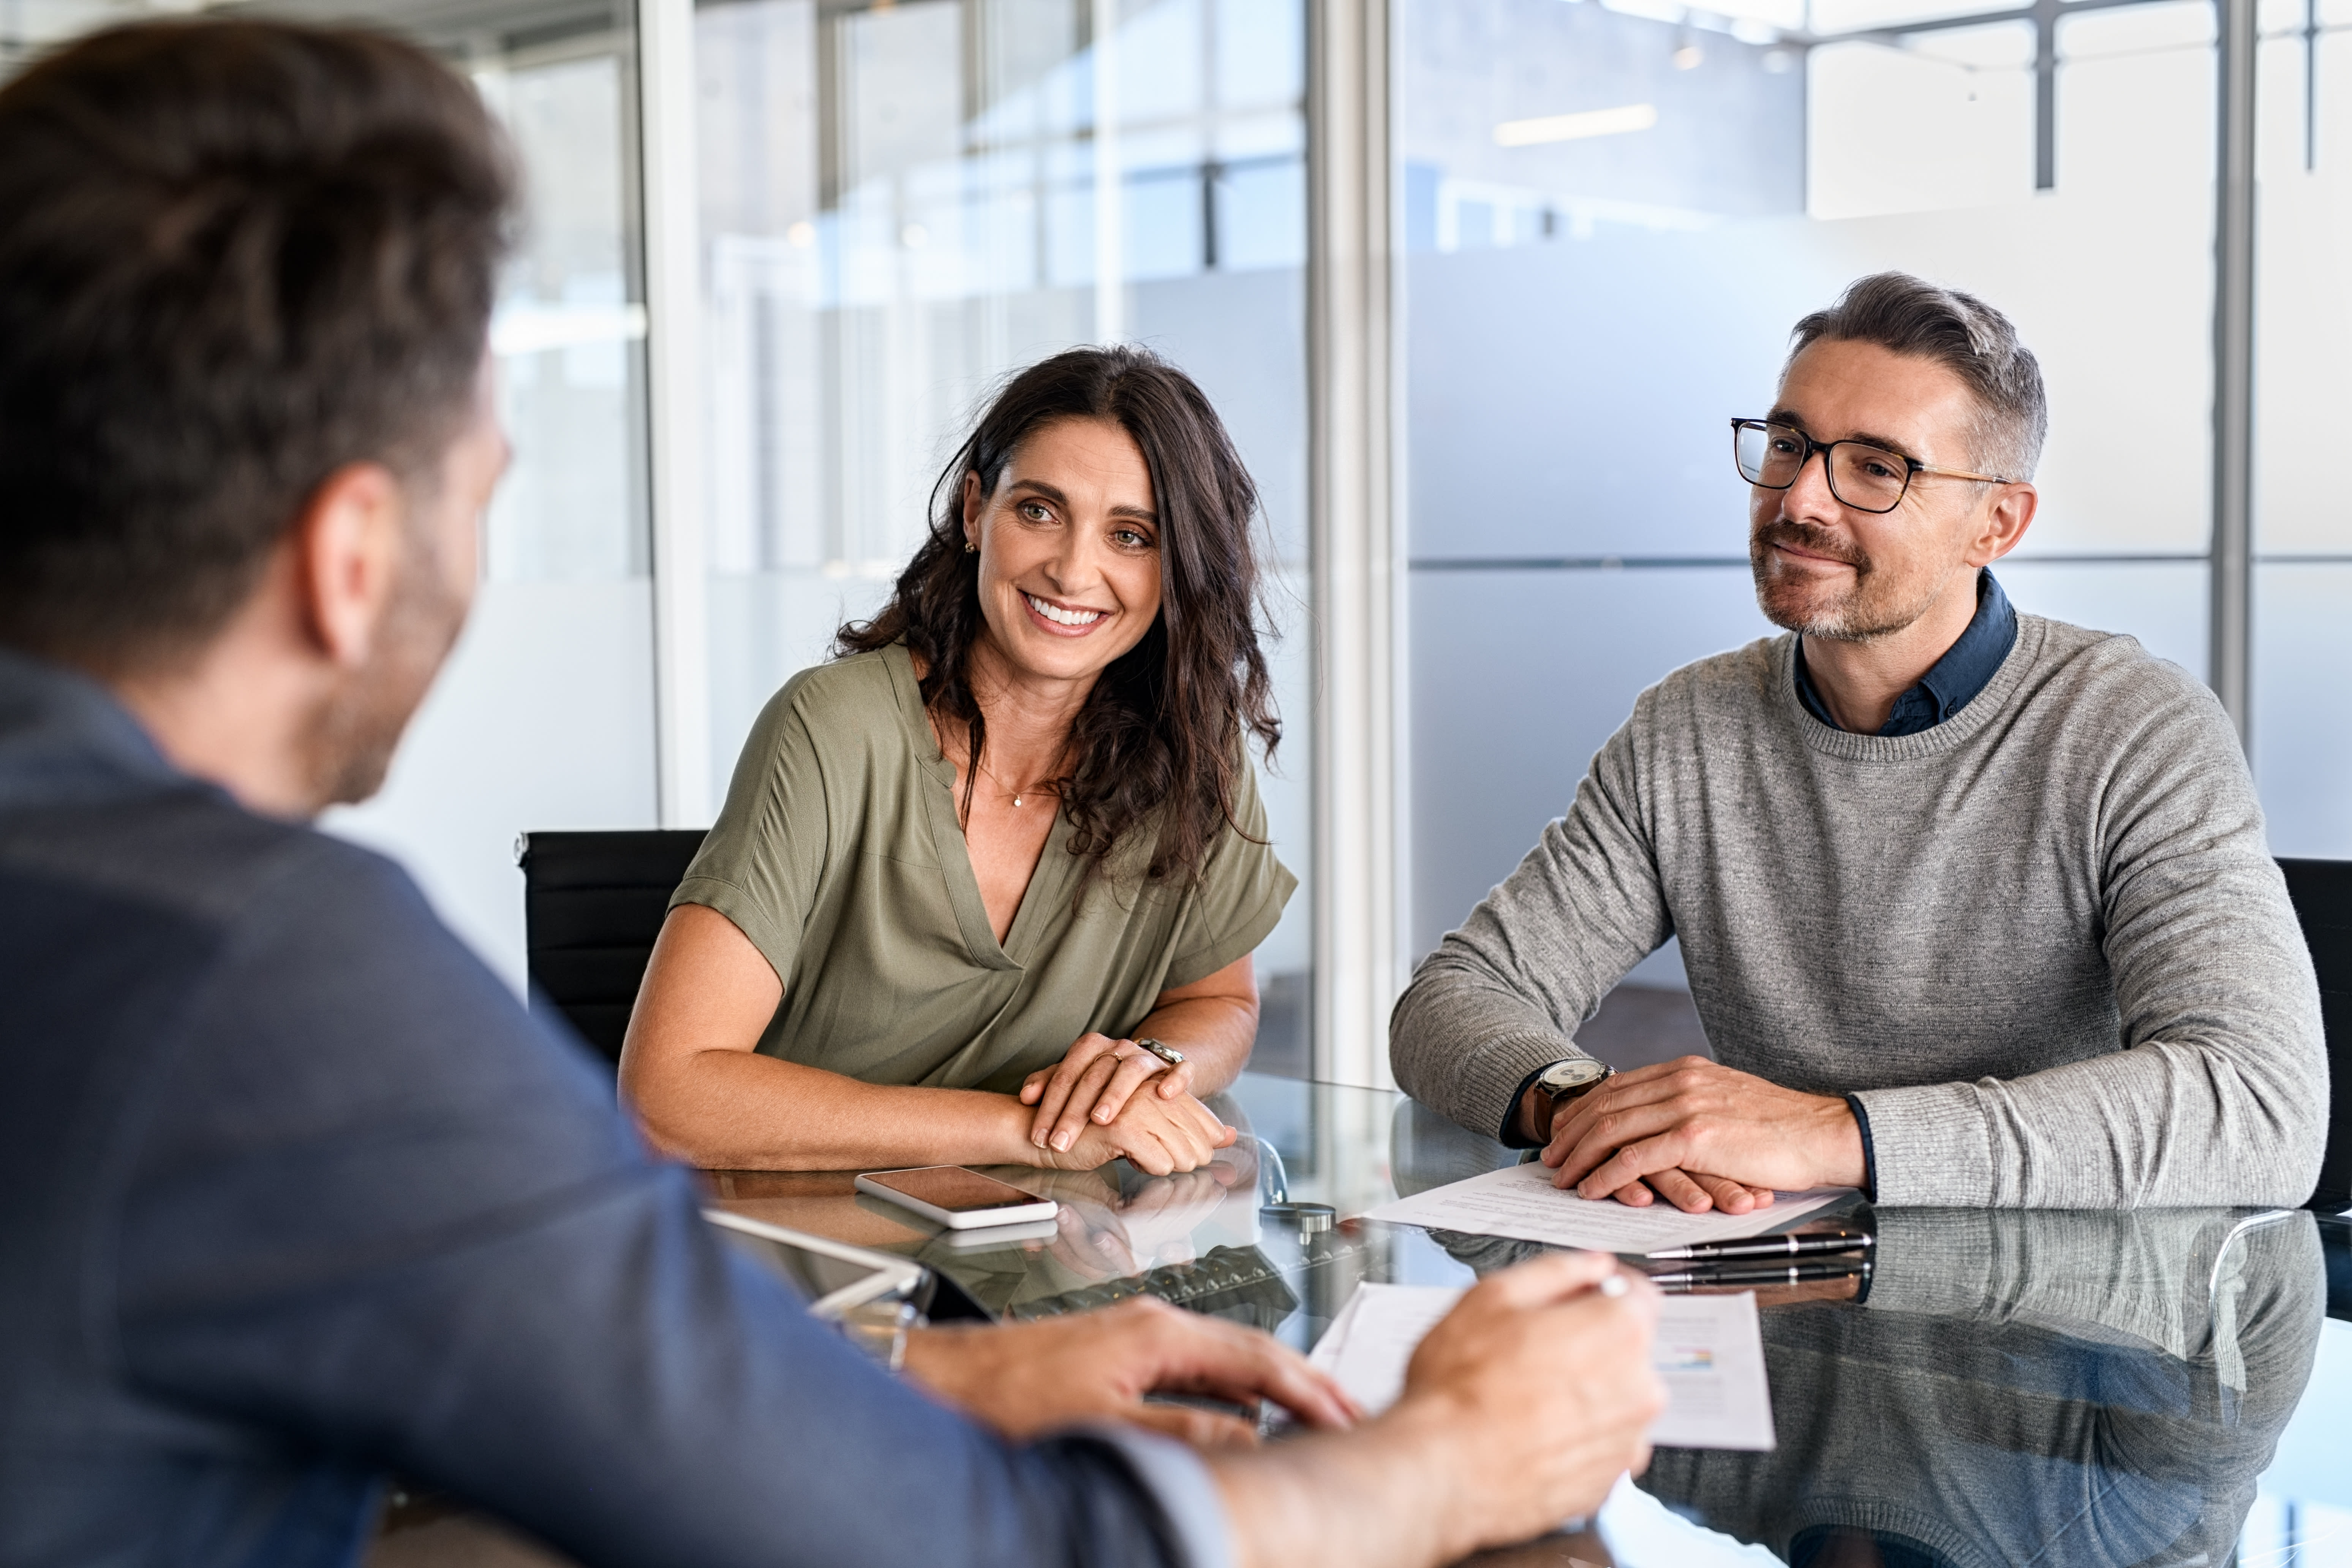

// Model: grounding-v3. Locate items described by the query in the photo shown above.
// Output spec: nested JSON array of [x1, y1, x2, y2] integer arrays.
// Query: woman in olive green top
[[620, 347, 1295, 1174]]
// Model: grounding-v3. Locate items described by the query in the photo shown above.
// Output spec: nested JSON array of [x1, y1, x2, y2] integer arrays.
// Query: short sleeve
[[1163, 755, 1296, 989], [670, 678, 835, 988]]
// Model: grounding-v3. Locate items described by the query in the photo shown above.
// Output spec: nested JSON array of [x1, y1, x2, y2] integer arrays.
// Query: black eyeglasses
[[1731, 419, 2011, 515]]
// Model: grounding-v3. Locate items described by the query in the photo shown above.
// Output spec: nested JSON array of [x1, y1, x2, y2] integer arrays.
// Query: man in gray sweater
[[1390, 272, 2327, 1211]]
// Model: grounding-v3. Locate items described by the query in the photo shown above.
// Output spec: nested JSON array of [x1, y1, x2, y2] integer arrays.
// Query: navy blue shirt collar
[[0, 646, 185, 812], [1793, 569, 2018, 738]]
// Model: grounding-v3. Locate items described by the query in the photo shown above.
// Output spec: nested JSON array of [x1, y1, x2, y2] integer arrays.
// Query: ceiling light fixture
[[1492, 102, 1661, 147]]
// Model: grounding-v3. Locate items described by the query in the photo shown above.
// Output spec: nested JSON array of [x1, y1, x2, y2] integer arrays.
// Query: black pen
[[1646, 1227, 1874, 1262], [1648, 1259, 1871, 1292]]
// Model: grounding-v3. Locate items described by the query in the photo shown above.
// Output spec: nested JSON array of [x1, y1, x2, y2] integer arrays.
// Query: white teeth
[[1024, 592, 1102, 628]]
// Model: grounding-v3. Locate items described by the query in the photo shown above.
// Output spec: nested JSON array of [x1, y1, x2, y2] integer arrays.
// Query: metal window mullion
[[2212, 0, 2257, 749], [2035, 0, 2060, 189], [1306, 0, 1404, 1089], [640, 0, 713, 828]]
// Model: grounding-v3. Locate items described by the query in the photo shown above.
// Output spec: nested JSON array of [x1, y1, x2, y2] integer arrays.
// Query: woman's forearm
[[623, 902, 1046, 1171], [628, 1049, 1043, 1171], [1131, 992, 1258, 1095]]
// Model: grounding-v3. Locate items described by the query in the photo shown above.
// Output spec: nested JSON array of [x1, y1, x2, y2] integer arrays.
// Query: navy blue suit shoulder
[[0, 651, 1208, 1568]]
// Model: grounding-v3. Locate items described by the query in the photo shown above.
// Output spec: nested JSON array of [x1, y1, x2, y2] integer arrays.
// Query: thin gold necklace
[[974, 753, 1058, 809]]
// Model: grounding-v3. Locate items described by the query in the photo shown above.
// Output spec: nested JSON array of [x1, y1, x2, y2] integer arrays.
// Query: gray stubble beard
[[1749, 526, 1945, 645]]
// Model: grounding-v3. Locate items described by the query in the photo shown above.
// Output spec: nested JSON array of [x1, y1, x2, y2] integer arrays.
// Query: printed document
[[1647, 1292, 1774, 1449], [1363, 1162, 1849, 1253], [1310, 1282, 1775, 1451], [1306, 1282, 1461, 1415]]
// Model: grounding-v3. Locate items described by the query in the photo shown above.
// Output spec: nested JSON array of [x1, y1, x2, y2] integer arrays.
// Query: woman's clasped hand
[[1019, 1030, 1238, 1175], [1020, 1038, 1237, 1175]]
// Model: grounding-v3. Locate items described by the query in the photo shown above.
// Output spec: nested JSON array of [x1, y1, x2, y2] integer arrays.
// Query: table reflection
[[1636, 1208, 2324, 1566], [702, 1075, 2333, 1566]]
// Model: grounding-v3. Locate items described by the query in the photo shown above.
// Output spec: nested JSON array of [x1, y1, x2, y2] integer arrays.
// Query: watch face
[[1541, 1058, 1611, 1093]]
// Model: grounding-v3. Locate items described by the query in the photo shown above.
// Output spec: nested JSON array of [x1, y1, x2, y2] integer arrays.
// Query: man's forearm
[[1208, 1409, 1465, 1568], [1388, 757, 1672, 1138], [1390, 962, 1577, 1143], [1855, 1034, 2323, 1208]]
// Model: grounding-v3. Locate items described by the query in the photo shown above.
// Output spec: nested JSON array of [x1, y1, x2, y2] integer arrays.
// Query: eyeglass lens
[[1734, 422, 1909, 513]]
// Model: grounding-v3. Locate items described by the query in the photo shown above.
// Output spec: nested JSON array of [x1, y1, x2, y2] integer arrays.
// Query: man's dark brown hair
[[0, 19, 514, 672]]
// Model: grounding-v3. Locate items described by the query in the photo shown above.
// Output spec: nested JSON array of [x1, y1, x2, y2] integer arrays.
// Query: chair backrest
[[2325, 1216, 2352, 1321], [2278, 858, 2352, 1212], [518, 829, 707, 1066]]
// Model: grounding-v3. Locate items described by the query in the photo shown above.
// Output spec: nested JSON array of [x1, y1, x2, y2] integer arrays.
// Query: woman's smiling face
[[963, 415, 1164, 689]]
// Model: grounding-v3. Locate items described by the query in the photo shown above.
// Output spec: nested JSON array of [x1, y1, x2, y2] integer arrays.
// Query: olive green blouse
[[671, 643, 1296, 1094]]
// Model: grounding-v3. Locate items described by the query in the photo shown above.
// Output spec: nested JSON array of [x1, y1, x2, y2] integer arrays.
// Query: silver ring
[[1131, 1037, 1185, 1068]]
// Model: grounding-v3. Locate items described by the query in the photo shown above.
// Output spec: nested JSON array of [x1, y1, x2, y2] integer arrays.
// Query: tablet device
[[855, 1166, 1060, 1230], [702, 1209, 926, 1319]]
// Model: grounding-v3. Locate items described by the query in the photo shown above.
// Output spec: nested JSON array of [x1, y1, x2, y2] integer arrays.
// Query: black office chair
[[517, 829, 707, 1067], [2278, 858, 2352, 1213], [2324, 1216, 2352, 1322]]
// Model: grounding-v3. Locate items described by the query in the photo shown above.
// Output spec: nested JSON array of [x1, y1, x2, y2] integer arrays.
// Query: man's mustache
[[1753, 518, 1870, 572]]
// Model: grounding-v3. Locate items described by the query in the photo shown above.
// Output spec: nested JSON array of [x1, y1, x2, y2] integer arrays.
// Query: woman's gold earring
[[964, 540, 978, 554]]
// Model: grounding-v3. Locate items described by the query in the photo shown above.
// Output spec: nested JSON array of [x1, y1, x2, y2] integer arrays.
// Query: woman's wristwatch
[[1131, 1037, 1185, 1068], [1528, 1057, 1615, 1140]]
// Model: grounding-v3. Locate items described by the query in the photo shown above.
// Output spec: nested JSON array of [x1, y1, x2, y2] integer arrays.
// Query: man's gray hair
[[1789, 272, 2047, 482]]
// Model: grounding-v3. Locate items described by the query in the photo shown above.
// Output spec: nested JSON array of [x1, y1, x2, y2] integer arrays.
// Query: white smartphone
[[935, 1217, 1061, 1250], [855, 1165, 1060, 1230]]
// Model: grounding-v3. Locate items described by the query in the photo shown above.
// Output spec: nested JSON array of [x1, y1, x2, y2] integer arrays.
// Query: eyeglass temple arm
[[1912, 459, 2014, 485]]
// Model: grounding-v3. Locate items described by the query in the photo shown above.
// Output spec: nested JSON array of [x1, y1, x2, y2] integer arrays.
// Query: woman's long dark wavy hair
[[837, 345, 1280, 891]]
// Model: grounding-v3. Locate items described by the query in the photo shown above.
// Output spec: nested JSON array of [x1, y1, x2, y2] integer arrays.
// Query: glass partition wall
[[1399, 0, 2223, 979], [692, 0, 1317, 1072], [2253, 0, 2352, 855]]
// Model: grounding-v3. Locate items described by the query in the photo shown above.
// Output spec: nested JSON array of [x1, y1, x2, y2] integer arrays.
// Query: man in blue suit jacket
[[0, 19, 1663, 1568]]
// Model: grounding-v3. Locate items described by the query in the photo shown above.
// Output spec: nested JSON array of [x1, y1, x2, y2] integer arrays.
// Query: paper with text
[[1307, 1283, 1460, 1415], [1309, 1282, 1775, 1451], [1364, 1162, 1848, 1252]]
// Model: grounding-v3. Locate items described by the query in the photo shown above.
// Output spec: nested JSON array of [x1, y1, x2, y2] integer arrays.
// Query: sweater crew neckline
[[1780, 613, 2048, 762]]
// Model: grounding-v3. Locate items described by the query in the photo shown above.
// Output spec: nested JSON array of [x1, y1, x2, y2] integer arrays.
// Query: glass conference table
[[703, 1072, 2352, 1568]]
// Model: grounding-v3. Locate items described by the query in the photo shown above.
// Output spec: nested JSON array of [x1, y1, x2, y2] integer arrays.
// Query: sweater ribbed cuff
[[1500, 1063, 1555, 1148], [1455, 1029, 1582, 1149], [1843, 1093, 1878, 1201], [1848, 1081, 1997, 1207]]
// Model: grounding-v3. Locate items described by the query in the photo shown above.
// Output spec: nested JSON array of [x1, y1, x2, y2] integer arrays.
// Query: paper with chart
[[1647, 1292, 1774, 1449], [1363, 1162, 1850, 1253], [1310, 1282, 1775, 1450]]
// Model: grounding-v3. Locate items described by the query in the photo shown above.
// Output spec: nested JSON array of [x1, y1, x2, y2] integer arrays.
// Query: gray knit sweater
[[1389, 614, 2328, 1208]]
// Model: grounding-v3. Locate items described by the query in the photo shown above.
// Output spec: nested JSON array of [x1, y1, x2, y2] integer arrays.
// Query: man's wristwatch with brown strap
[[1528, 1057, 1615, 1141]]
